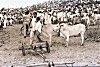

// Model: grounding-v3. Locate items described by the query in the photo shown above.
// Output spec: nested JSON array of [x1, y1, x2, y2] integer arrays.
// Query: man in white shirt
[[30, 12, 37, 40], [31, 12, 37, 32], [34, 17, 42, 41], [30, 12, 43, 44], [23, 10, 31, 38]]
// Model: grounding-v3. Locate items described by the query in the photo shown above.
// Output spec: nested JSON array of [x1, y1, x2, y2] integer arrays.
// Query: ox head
[[53, 23, 60, 32], [53, 23, 67, 32]]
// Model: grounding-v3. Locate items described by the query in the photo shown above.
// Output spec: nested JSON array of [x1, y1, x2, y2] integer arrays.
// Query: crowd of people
[[0, 2, 100, 46]]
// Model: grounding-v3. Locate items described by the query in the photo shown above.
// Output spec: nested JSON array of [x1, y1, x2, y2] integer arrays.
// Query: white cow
[[42, 23, 59, 46], [56, 23, 86, 47]]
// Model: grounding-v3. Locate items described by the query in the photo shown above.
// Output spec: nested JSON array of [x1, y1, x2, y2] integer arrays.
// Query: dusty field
[[0, 24, 100, 67]]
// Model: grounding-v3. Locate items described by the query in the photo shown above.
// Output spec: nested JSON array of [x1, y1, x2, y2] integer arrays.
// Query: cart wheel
[[46, 41, 50, 53], [22, 43, 26, 56]]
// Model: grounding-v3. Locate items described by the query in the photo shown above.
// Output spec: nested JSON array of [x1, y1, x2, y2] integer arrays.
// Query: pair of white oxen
[[30, 12, 86, 47]]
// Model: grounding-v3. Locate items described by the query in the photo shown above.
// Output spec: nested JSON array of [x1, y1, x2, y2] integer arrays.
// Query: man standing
[[30, 12, 42, 45], [23, 10, 31, 38], [34, 17, 42, 42]]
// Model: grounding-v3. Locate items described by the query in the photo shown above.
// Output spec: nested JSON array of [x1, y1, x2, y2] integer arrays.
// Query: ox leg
[[23, 23, 27, 38], [30, 30, 34, 45], [20, 25, 24, 35], [81, 32, 84, 46], [49, 34, 52, 47], [26, 24, 29, 35], [65, 35, 69, 47]]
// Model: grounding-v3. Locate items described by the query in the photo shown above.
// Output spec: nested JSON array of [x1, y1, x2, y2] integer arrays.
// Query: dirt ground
[[0, 24, 100, 67]]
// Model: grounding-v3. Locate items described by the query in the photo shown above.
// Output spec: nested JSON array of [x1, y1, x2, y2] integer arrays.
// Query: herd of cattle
[[0, 3, 100, 47]]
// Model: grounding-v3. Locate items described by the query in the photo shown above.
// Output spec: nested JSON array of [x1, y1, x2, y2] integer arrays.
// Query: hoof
[[24, 36, 26, 38], [50, 45, 52, 47], [64, 44, 68, 47], [84, 38, 87, 40], [81, 44, 84, 46]]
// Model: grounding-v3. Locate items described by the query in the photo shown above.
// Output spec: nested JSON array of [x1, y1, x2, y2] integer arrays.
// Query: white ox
[[42, 23, 59, 46], [56, 23, 86, 47]]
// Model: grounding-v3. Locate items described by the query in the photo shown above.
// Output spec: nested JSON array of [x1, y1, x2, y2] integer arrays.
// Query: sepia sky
[[0, 0, 49, 8], [0, 0, 98, 8]]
